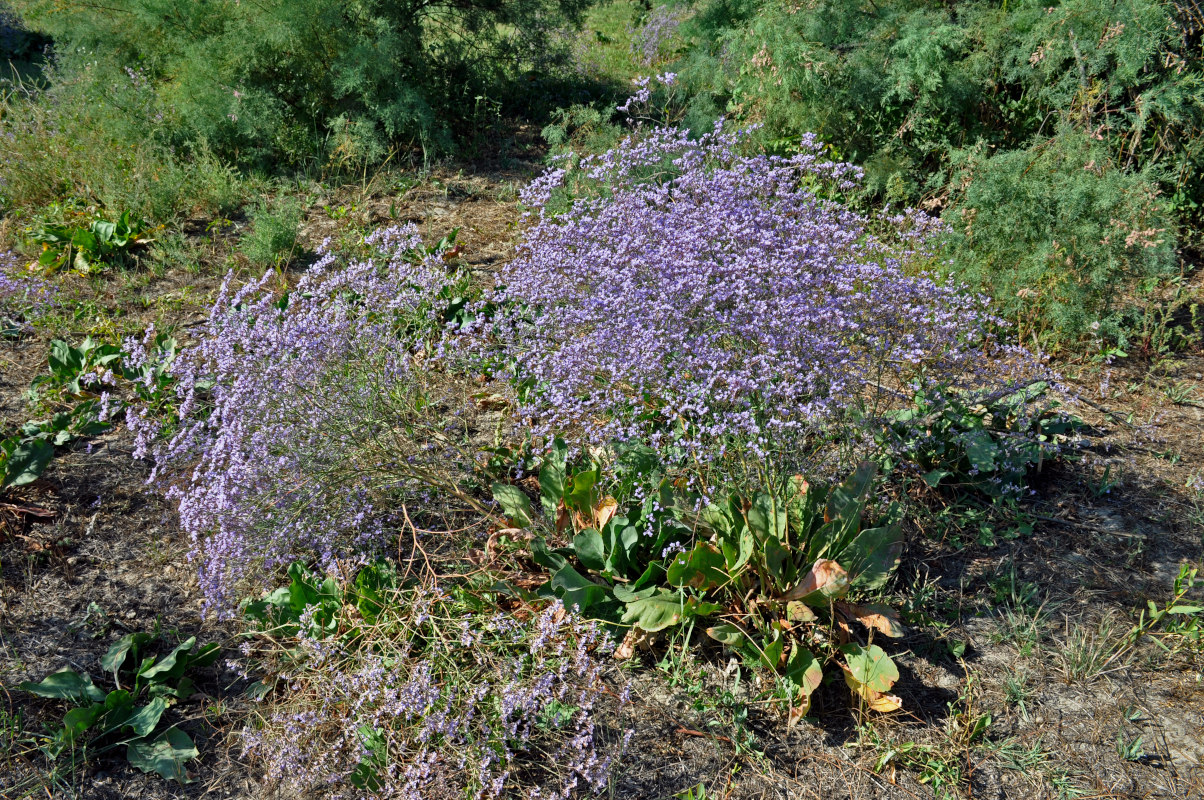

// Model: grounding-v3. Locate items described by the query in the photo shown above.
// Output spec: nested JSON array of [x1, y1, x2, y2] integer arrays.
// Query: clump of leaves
[[879, 381, 1081, 500], [0, 403, 108, 490], [493, 444, 907, 721], [29, 210, 151, 274], [18, 635, 219, 782], [1126, 563, 1204, 657]]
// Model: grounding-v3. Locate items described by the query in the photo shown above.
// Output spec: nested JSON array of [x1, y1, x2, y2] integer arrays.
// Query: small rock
[[125, 610, 136, 620]]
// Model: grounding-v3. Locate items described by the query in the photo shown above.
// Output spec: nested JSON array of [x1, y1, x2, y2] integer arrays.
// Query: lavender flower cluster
[[498, 124, 1040, 478], [126, 226, 468, 613], [0, 251, 56, 331], [630, 5, 689, 67], [240, 596, 630, 800]]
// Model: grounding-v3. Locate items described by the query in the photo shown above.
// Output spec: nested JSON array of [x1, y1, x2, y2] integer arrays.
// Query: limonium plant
[[239, 591, 629, 800], [1, 251, 56, 331], [126, 225, 478, 614], [496, 105, 1043, 490]]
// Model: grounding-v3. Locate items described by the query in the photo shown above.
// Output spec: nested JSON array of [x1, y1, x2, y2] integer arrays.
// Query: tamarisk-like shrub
[[240, 592, 629, 800], [126, 226, 476, 614], [498, 123, 1040, 483]]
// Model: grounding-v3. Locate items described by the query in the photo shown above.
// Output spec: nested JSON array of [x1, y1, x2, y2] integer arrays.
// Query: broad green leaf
[[700, 501, 737, 537], [124, 696, 168, 738], [840, 644, 899, 692], [565, 469, 599, 514], [127, 727, 197, 783], [138, 638, 196, 684], [759, 633, 784, 670], [1, 438, 54, 488], [840, 643, 902, 712], [784, 643, 824, 724], [922, 469, 951, 488], [530, 536, 568, 572], [573, 528, 606, 572], [964, 431, 998, 472], [705, 622, 746, 647], [764, 538, 794, 587], [665, 543, 727, 590], [548, 565, 610, 612], [826, 463, 876, 524], [748, 493, 787, 544], [20, 669, 106, 703], [621, 591, 689, 632], [538, 440, 567, 517], [101, 633, 152, 684], [841, 523, 903, 590], [491, 483, 533, 528], [59, 703, 104, 747]]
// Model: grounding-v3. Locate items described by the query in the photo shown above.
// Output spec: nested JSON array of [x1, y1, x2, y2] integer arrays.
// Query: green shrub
[[942, 128, 1177, 346], [12, 0, 595, 168], [0, 51, 247, 223], [240, 197, 303, 268], [660, 0, 1201, 347]]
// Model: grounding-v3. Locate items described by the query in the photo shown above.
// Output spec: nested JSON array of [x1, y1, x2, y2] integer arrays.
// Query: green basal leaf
[[665, 543, 727, 591], [127, 727, 197, 783], [572, 528, 606, 573], [839, 643, 899, 694], [124, 696, 168, 738], [565, 468, 599, 514], [548, 564, 610, 613], [759, 633, 784, 670], [841, 522, 903, 591], [138, 638, 196, 684], [1, 437, 54, 488], [538, 438, 568, 517], [705, 622, 746, 647], [530, 536, 568, 572], [747, 493, 786, 544], [784, 643, 823, 698], [963, 431, 998, 472], [491, 482, 533, 528], [58, 703, 104, 748], [101, 633, 153, 683], [619, 590, 718, 633], [20, 669, 107, 703]]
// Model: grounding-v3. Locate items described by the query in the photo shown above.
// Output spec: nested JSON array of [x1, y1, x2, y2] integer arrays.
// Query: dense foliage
[[501, 117, 1041, 484], [12, 0, 594, 166], [648, 0, 1201, 345]]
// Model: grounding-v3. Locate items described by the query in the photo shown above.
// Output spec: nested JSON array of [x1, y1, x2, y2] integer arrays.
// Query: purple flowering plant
[[630, 5, 690, 67], [497, 106, 1048, 497], [126, 224, 489, 614], [0, 251, 57, 336], [238, 562, 631, 800]]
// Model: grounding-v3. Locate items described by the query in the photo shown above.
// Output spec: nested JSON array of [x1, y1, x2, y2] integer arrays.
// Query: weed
[[29, 210, 151, 275], [1115, 731, 1146, 762], [1002, 673, 1034, 723], [240, 197, 302, 268], [17, 634, 218, 783], [993, 600, 1052, 659], [1058, 613, 1132, 682]]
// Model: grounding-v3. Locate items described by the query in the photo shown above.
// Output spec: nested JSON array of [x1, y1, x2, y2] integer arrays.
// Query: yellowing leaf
[[839, 643, 902, 713], [781, 559, 849, 603], [593, 496, 619, 529], [836, 602, 905, 638]]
